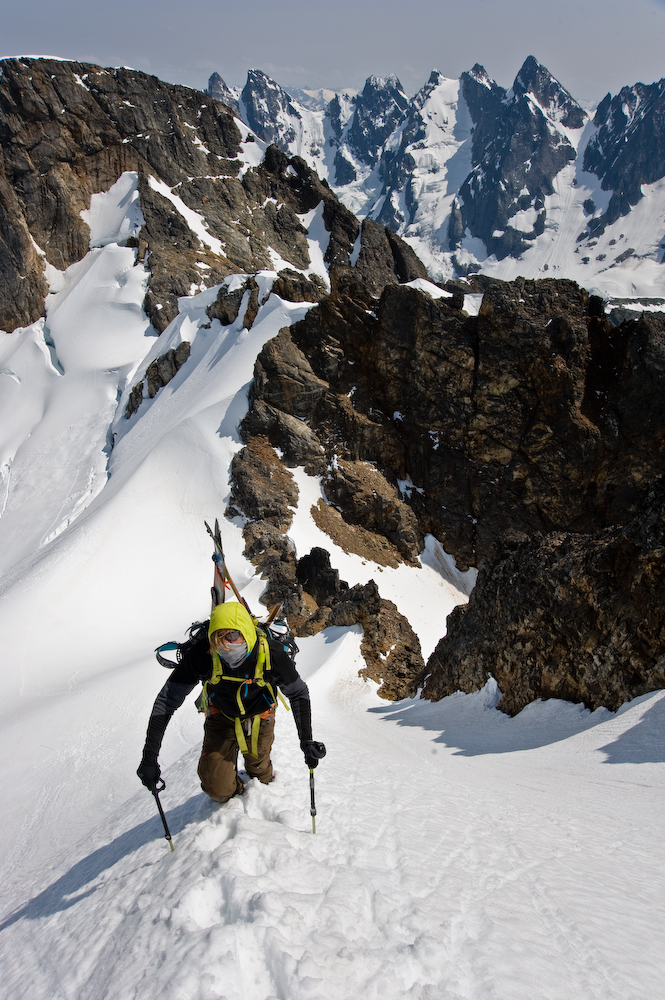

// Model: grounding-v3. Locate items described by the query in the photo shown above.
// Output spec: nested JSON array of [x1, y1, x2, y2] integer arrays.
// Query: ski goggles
[[219, 629, 244, 643]]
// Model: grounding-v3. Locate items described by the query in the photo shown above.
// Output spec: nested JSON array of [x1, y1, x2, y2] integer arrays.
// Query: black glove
[[137, 756, 162, 791], [301, 740, 326, 769]]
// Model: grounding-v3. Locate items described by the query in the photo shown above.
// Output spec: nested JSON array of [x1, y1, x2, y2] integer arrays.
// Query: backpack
[[155, 620, 210, 673], [262, 618, 299, 665], [155, 617, 298, 672]]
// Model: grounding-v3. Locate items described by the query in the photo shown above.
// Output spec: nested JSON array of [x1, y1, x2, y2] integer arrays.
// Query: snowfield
[[0, 170, 663, 1000]]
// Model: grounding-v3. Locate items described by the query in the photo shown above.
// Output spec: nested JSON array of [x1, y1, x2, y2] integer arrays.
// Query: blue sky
[[2, 0, 664, 106]]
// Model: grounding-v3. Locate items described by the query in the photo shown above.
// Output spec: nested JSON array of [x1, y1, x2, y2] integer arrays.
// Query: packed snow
[[1, 163, 664, 1000]]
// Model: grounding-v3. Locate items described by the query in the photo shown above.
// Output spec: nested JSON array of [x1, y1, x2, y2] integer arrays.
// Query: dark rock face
[[458, 58, 586, 260], [270, 269, 327, 303], [0, 57, 360, 337], [207, 73, 238, 114], [423, 477, 665, 714], [236, 267, 665, 711], [582, 79, 665, 236], [240, 69, 301, 147], [124, 341, 191, 417], [0, 56, 241, 333], [352, 219, 428, 296], [206, 277, 259, 327], [346, 75, 409, 168]]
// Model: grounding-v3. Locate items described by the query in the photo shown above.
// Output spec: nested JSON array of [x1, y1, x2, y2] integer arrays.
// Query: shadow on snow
[[368, 683, 665, 761], [0, 792, 211, 931]]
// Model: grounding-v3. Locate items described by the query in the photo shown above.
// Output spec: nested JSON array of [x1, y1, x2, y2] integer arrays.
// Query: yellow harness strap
[[204, 634, 281, 757]]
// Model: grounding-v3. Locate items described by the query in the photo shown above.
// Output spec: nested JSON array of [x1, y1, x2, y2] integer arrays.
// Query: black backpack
[[155, 617, 298, 672], [155, 620, 210, 674], [261, 618, 299, 665]]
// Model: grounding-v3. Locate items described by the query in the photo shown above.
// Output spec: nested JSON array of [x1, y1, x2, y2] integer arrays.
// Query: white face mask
[[217, 640, 248, 668]]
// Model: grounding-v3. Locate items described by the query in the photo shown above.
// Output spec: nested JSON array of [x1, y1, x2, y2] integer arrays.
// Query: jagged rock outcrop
[[207, 72, 239, 114], [206, 277, 260, 328], [582, 79, 665, 236], [124, 341, 191, 417], [423, 477, 665, 714], [227, 440, 426, 697], [458, 57, 586, 260], [328, 580, 425, 700]]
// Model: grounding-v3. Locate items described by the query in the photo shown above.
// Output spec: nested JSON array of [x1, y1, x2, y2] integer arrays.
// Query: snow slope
[[373, 73, 474, 271], [0, 166, 664, 1000]]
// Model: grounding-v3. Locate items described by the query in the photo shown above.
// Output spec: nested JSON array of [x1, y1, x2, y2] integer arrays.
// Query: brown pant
[[197, 711, 275, 802]]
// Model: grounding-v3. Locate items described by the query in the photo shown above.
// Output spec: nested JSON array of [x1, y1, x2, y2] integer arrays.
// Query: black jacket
[[141, 631, 312, 764]]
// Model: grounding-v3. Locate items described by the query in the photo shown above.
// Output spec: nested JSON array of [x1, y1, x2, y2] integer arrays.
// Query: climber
[[137, 601, 326, 801]]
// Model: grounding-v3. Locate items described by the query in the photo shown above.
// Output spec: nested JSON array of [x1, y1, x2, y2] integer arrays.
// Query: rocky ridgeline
[[214, 56, 665, 281], [0, 57, 359, 336]]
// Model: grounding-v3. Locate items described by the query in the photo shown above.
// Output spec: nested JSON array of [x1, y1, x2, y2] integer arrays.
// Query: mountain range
[[208, 58, 665, 303]]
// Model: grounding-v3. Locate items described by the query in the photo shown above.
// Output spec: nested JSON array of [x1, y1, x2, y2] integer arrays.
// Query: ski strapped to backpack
[[205, 518, 249, 612]]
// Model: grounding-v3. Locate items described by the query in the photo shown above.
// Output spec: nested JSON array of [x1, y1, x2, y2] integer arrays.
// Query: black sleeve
[[140, 676, 197, 763], [281, 676, 313, 745], [268, 640, 313, 745]]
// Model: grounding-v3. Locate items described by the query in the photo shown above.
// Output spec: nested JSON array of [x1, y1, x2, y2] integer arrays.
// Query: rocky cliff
[[0, 57, 351, 337], [233, 267, 665, 710]]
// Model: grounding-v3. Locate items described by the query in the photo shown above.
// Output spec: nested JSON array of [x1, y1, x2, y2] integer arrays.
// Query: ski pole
[[309, 768, 317, 834], [152, 780, 174, 851]]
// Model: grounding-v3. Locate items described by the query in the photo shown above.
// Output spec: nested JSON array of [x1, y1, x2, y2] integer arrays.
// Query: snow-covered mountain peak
[[347, 74, 409, 166], [512, 55, 587, 130], [239, 69, 327, 174], [466, 63, 494, 88], [206, 71, 239, 113]]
